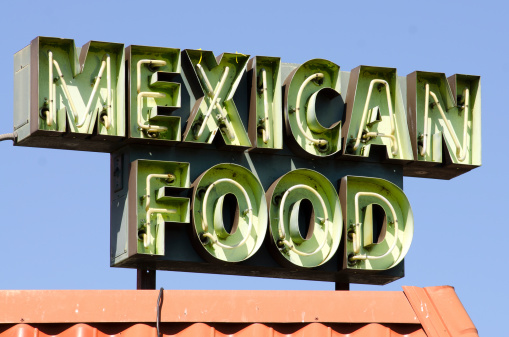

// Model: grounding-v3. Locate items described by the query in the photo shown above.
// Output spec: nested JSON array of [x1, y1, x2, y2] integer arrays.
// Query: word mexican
[[14, 37, 481, 171]]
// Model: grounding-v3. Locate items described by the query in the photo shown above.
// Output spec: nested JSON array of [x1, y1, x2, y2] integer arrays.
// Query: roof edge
[[0, 289, 418, 324], [403, 286, 478, 337]]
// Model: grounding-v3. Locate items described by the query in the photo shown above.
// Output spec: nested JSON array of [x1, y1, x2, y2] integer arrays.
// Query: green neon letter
[[37, 37, 125, 136], [182, 50, 251, 149], [247, 56, 283, 150], [344, 66, 413, 161], [268, 169, 342, 268], [192, 164, 267, 262], [284, 59, 343, 157], [127, 45, 183, 142], [407, 71, 481, 166], [339, 176, 413, 271], [135, 160, 191, 255]]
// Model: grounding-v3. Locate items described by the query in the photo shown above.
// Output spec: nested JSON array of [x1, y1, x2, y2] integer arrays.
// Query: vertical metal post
[[137, 268, 156, 289], [335, 282, 349, 291]]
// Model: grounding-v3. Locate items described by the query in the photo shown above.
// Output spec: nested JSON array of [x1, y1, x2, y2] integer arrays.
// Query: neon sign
[[13, 37, 481, 284]]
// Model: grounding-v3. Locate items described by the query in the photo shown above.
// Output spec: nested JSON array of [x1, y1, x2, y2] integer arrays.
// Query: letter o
[[267, 169, 342, 268], [192, 164, 267, 262]]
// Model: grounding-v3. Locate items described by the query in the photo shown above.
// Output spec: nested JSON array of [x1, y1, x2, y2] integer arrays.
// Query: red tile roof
[[0, 286, 477, 337]]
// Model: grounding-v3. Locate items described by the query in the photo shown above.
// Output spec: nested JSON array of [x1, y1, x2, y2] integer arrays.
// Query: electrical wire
[[157, 287, 164, 337], [0, 132, 17, 142]]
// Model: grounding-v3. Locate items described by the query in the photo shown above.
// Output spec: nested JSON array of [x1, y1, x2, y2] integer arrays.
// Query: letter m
[[14, 37, 125, 150]]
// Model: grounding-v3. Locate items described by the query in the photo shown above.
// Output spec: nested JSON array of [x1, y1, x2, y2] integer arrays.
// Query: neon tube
[[137, 92, 168, 133], [143, 173, 176, 248], [145, 173, 175, 212], [196, 64, 214, 97], [76, 55, 108, 127], [137, 59, 166, 94], [46, 51, 54, 126], [51, 52, 56, 127], [105, 54, 112, 129], [295, 73, 327, 147], [52, 59, 78, 123], [363, 132, 398, 155], [194, 66, 233, 140], [353, 79, 396, 152], [428, 90, 463, 160], [197, 64, 236, 140], [420, 83, 469, 162], [200, 178, 253, 249], [144, 208, 176, 248], [420, 83, 431, 157], [135, 59, 167, 135], [195, 65, 236, 140], [260, 68, 270, 144], [277, 184, 330, 257], [349, 192, 399, 261], [215, 101, 237, 142], [49, 52, 112, 128], [459, 88, 470, 162]]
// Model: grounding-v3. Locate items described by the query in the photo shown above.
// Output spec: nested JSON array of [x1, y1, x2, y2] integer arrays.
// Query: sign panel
[[111, 147, 408, 284]]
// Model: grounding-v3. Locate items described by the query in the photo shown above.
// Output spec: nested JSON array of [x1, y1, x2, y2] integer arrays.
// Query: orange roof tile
[[403, 286, 478, 337], [0, 286, 477, 337]]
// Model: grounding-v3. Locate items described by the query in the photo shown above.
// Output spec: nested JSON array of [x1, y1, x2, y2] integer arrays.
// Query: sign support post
[[137, 269, 156, 290]]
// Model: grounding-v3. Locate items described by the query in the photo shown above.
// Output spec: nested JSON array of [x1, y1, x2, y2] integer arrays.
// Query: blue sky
[[0, 0, 505, 335]]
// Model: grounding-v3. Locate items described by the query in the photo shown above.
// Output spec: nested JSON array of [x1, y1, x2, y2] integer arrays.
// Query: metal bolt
[[272, 194, 282, 205], [347, 254, 358, 266], [164, 174, 175, 184]]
